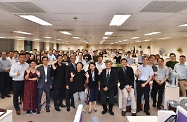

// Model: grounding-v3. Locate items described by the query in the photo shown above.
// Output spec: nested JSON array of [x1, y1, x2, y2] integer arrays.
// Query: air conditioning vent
[[140, 1, 187, 13], [118, 29, 137, 32], [55, 29, 73, 32]]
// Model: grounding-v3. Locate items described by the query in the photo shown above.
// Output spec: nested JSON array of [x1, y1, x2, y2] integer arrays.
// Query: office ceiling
[[0, 0, 187, 45]]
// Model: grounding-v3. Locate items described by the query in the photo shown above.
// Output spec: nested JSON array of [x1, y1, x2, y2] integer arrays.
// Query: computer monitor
[[176, 106, 187, 122]]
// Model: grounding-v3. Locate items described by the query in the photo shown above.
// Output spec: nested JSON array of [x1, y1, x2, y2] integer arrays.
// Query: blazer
[[37, 65, 53, 89], [65, 63, 76, 86], [50, 62, 66, 89], [100, 69, 118, 91], [87, 69, 99, 88], [118, 66, 134, 90]]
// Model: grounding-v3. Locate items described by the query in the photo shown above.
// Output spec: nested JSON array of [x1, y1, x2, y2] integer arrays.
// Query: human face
[[149, 56, 155, 64], [170, 55, 175, 61], [9, 52, 14, 58], [1, 52, 6, 59], [77, 63, 83, 71], [63, 55, 67, 60], [89, 64, 95, 71], [19, 55, 26, 64], [70, 56, 76, 63], [14, 52, 18, 57], [57, 56, 63, 63], [158, 59, 164, 66], [42, 58, 48, 65], [30, 61, 36, 68], [121, 60, 127, 67], [78, 54, 83, 59], [106, 62, 112, 70], [179, 57, 186, 64], [98, 57, 102, 63], [37, 55, 40, 61], [127, 53, 131, 57], [142, 57, 148, 65]]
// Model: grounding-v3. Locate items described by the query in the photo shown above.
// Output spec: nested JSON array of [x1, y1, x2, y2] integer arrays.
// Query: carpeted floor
[[0, 95, 159, 122]]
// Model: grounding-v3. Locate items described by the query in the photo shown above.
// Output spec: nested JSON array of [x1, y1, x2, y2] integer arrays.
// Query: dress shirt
[[174, 63, 187, 80], [138, 55, 143, 63], [126, 57, 134, 65], [106, 69, 111, 76], [156, 66, 169, 80], [48, 54, 56, 62], [96, 62, 106, 70], [0, 58, 11, 72], [44, 65, 48, 82], [9, 62, 29, 81], [7, 57, 16, 65], [91, 71, 95, 81], [137, 65, 154, 81]]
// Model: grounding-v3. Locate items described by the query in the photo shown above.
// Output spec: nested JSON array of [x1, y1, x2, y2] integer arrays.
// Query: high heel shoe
[[88, 109, 92, 114]]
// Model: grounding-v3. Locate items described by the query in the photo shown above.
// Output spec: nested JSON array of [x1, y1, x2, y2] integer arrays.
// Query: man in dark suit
[[118, 58, 136, 116], [37, 56, 52, 114], [65, 55, 76, 111], [100, 60, 118, 115], [51, 55, 66, 111]]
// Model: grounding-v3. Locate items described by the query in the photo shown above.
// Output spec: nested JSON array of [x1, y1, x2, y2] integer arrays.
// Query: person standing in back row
[[135, 56, 153, 115]]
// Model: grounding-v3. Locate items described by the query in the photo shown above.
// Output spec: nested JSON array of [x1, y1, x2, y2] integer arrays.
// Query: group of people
[[0, 48, 186, 118]]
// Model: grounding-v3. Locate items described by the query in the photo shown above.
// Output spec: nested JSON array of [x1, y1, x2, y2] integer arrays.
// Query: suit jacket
[[118, 66, 134, 90], [100, 69, 118, 91], [87, 69, 99, 88], [65, 63, 76, 86], [50, 62, 66, 89], [37, 65, 53, 88]]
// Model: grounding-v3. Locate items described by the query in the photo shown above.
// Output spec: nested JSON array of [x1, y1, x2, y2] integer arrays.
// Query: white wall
[[59, 44, 86, 51], [88, 44, 125, 50], [45, 42, 49, 50], [14, 40, 24, 51], [32, 41, 39, 50]]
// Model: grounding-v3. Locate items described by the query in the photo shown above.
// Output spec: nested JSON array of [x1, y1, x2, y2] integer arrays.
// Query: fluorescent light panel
[[73, 37, 80, 39], [16, 37, 25, 39], [100, 40, 105, 44], [45, 37, 51, 39], [110, 15, 131, 26], [19, 15, 52, 26], [158, 37, 171, 40], [144, 40, 150, 41], [145, 32, 161, 35], [105, 32, 113, 35], [103, 37, 108, 39], [13, 31, 31, 35], [131, 37, 139, 39], [59, 31, 72, 35], [179, 23, 187, 27]]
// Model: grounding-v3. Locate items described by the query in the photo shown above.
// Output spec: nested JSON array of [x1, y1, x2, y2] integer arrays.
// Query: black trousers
[[12, 81, 24, 111], [66, 88, 74, 108], [0, 72, 10, 96], [152, 80, 165, 107], [137, 81, 150, 111], [100, 89, 115, 111], [53, 87, 65, 108]]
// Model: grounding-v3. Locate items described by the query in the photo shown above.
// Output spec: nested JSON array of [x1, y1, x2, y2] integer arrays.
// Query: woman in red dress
[[23, 60, 40, 115]]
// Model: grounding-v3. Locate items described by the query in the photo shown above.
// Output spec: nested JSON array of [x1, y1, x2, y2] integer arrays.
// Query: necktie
[[106, 71, 110, 86], [123, 67, 126, 73], [73, 64, 76, 70]]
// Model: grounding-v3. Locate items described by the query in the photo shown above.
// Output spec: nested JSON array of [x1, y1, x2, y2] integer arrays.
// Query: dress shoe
[[109, 111, 114, 115], [121, 111, 126, 116], [71, 104, 75, 108], [1, 95, 5, 99], [67, 107, 70, 112], [59, 104, 66, 108], [152, 104, 156, 107], [136, 109, 142, 113], [88, 109, 92, 114], [55, 107, 61, 111], [31, 110, 36, 114], [157, 106, 161, 110], [132, 113, 137, 116], [144, 111, 150, 115], [94, 109, 97, 112], [102, 110, 107, 114], [5, 94, 11, 97], [16, 110, 20, 115], [37, 110, 41, 114], [46, 108, 50, 112], [26, 110, 31, 115]]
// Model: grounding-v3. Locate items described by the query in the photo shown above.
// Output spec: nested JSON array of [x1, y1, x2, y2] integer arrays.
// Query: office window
[[24, 40, 32, 51], [0, 39, 14, 52]]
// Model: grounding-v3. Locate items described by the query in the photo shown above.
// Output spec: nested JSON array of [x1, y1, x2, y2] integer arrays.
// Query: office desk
[[0, 110, 13, 122], [127, 116, 158, 122]]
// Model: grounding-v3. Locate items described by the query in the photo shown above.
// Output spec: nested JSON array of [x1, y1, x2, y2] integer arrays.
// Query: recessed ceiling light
[[105, 32, 113, 35], [109, 15, 131, 26], [158, 37, 171, 40], [56, 39, 61, 40], [34, 39, 40, 40], [136, 41, 141, 42], [0, 37, 5, 38], [73, 37, 80, 39], [123, 40, 127, 41], [179, 23, 187, 27], [18, 15, 52, 26], [131, 37, 139, 39], [103, 37, 108, 39], [13, 31, 31, 35], [144, 40, 150, 41], [100, 40, 105, 44], [45, 37, 51, 39], [144, 32, 161, 36], [59, 31, 72, 35], [16, 37, 25, 39], [111, 43, 113, 44]]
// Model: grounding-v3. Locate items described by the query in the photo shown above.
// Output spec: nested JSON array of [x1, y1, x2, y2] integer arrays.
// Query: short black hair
[[142, 55, 148, 60], [105, 60, 113, 64], [89, 62, 96, 68], [120, 58, 127, 62], [157, 58, 164, 62], [56, 55, 63, 59], [98, 55, 103, 59], [42, 56, 48, 61], [127, 51, 131, 54], [25, 52, 31, 56], [169, 53, 176, 57], [180, 55, 186, 58], [63, 54, 67, 57], [76, 62, 84, 68], [149, 54, 155, 59], [30, 60, 37, 64], [19, 53, 26, 57], [14, 51, 19, 53]]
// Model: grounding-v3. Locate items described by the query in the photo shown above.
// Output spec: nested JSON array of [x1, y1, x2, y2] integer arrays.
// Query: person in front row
[[50, 55, 66, 111], [100, 60, 118, 115], [135, 56, 153, 115], [70, 62, 89, 112], [174, 55, 187, 97], [87, 62, 100, 114], [152, 58, 169, 110], [9, 53, 29, 115], [118, 58, 136, 116], [36, 56, 53, 114]]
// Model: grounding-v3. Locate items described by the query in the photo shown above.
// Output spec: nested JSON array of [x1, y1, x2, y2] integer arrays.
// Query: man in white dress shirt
[[48, 49, 56, 62], [95, 56, 106, 74], [75, 52, 87, 70], [126, 51, 134, 65]]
